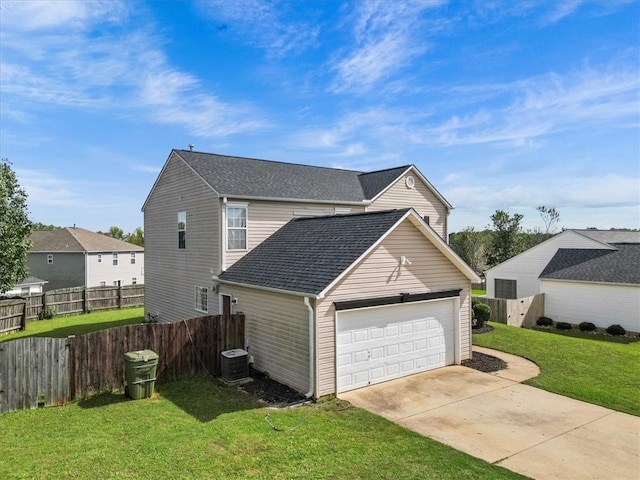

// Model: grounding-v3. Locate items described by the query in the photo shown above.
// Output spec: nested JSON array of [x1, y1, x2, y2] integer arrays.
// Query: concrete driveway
[[339, 349, 640, 480]]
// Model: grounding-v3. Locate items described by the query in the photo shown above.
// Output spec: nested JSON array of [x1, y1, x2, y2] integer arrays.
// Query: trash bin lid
[[221, 349, 247, 359], [123, 349, 159, 362]]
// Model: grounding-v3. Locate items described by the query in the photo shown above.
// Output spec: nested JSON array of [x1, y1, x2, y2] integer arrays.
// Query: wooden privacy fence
[[0, 314, 244, 414], [0, 285, 145, 335], [474, 294, 545, 328]]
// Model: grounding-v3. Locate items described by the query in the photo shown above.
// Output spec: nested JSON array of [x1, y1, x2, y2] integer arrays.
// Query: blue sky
[[1, 0, 638, 234]]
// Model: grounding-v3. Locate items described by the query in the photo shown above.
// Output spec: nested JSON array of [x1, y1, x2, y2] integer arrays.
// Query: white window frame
[[47, 254, 53, 264], [178, 211, 186, 249], [130, 252, 136, 264], [97, 254, 102, 263], [132, 277, 137, 285], [226, 204, 248, 251], [195, 286, 208, 313], [100, 281, 106, 287], [112, 253, 118, 266]]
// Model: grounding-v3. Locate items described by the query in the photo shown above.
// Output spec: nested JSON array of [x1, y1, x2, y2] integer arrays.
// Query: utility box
[[123, 349, 158, 399], [221, 349, 249, 381]]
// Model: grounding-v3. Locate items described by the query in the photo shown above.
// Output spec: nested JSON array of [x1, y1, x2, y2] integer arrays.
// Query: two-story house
[[28, 227, 144, 291], [143, 149, 479, 398]]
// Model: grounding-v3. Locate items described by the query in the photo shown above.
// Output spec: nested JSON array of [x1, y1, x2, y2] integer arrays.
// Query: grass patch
[[472, 289, 486, 296], [473, 322, 640, 416], [0, 307, 144, 343], [0, 377, 527, 479]]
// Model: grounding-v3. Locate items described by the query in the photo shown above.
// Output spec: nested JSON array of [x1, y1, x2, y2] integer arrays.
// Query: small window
[[100, 281, 106, 287], [47, 254, 53, 264], [495, 279, 517, 299], [130, 252, 136, 264], [114, 280, 121, 287], [112, 253, 118, 266], [227, 205, 247, 250], [195, 286, 208, 313], [132, 277, 137, 285], [423, 215, 430, 225], [178, 211, 186, 249], [97, 254, 102, 263], [21, 287, 29, 295]]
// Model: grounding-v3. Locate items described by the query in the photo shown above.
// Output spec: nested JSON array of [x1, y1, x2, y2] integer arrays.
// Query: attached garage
[[336, 297, 458, 393], [217, 209, 479, 398]]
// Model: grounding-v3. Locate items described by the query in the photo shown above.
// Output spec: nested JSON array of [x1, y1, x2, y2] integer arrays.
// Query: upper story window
[[132, 277, 137, 285], [113, 253, 118, 266], [178, 211, 186, 249], [130, 252, 136, 264], [97, 254, 102, 263], [227, 205, 247, 250], [47, 254, 53, 264]]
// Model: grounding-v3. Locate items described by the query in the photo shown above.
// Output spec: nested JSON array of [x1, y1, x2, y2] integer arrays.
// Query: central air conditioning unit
[[221, 349, 249, 381]]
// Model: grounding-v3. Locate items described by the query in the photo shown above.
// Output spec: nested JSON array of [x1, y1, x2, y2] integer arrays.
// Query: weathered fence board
[[0, 314, 244, 412], [475, 294, 545, 328], [0, 337, 69, 413], [0, 300, 26, 334]]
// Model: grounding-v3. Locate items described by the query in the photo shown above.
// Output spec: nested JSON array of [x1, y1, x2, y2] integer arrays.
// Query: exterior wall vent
[[221, 349, 249, 381]]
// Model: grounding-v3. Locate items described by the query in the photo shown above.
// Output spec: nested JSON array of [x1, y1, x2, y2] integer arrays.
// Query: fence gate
[[0, 337, 69, 414]]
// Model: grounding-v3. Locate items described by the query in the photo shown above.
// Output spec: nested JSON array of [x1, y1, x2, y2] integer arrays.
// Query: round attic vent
[[405, 175, 415, 188]]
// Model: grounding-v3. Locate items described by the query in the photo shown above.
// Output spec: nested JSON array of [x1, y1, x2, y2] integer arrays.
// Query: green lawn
[[473, 322, 640, 416], [0, 307, 145, 343], [471, 289, 486, 296], [0, 378, 527, 480]]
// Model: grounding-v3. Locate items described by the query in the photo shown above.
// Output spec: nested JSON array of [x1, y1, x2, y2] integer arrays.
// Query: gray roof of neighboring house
[[174, 149, 416, 203], [574, 229, 640, 245], [15, 276, 48, 286], [218, 209, 411, 295], [539, 244, 640, 284], [29, 228, 144, 253]]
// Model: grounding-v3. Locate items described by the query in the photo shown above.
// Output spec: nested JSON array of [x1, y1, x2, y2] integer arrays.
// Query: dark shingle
[[540, 244, 640, 284], [219, 209, 411, 295], [357, 166, 410, 199]]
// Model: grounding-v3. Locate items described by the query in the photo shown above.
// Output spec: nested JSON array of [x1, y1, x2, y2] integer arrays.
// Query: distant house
[[28, 227, 144, 291], [142, 149, 479, 398], [4, 276, 48, 296], [485, 230, 640, 332]]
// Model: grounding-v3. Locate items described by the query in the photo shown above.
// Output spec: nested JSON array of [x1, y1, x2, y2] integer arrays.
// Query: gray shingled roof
[[575, 229, 640, 245], [218, 209, 411, 295], [175, 150, 412, 202], [539, 244, 640, 284], [29, 228, 143, 253]]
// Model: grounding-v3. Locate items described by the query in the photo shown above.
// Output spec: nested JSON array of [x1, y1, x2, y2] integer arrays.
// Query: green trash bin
[[123, 350, 158, 399]]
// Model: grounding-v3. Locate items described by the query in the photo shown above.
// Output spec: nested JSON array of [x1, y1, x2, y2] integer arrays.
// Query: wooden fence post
[[67, 335, 76, 401], [20, 298, 27, 330]]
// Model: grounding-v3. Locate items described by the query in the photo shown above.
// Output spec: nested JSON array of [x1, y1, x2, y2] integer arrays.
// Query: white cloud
[[17, 169, 85, 208]]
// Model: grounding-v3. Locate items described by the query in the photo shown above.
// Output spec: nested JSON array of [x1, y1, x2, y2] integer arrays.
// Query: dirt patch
[[471, 324, 494, 334], [462, 351, 507, 373], [239, 367, 307, 406]]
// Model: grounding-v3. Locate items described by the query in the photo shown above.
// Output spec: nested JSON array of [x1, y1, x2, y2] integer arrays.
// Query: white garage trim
[[335, 297, 459, 393]]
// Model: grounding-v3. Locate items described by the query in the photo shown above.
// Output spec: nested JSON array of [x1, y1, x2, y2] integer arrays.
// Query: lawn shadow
[[77, 390, 130, 409], [152, 376, 262, 423], [532, 327, 640, 344]]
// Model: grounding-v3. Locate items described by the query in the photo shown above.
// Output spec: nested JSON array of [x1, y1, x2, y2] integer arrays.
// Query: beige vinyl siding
[[144, 153, 220, 322], [315, 220, 471, 397], [221, 286, 311, 394], [225, 200, 366, 268], [369, 173, 449, 239]]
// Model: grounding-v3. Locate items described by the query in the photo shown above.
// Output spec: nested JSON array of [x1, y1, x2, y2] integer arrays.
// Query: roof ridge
[[358, 165, 412, 176], [292, 208, 411, 222]]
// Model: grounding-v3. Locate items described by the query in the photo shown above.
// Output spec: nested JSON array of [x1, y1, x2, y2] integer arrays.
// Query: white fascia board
[[368, 166, 454, 210], [540, 278, 640, 288], [215, 278, 320, 299], [406, 213, 481, 282]]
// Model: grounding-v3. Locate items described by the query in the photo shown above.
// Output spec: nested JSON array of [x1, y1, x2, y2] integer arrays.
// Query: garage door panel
[[337, 299, 456, 393]]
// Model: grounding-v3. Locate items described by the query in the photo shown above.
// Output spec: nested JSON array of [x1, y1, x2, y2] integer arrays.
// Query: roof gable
[[29, 228, 143, 253], [218, 209, 478, 296], [540, 244, 640, 284]]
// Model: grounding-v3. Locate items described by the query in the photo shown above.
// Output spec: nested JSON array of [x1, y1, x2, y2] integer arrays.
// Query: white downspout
[[221, 197, 227, 271], [304, 296, 315, 399]]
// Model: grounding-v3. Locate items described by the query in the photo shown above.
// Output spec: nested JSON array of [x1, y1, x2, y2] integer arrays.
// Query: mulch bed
[[239, 367, 307, 406], [462, 351, 507, 373]]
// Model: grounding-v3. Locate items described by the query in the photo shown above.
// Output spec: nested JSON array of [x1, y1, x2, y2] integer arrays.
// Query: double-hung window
[[495, 279, 517, 299], [178, 211, 186, 249], [227, 205, 247, 250], [113, 253, 118, 266], [130, 252, 136, 264], [195, 286, 208, 313]]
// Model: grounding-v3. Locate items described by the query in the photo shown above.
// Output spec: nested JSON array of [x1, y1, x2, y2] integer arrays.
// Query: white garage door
[[336, 299, 456, 393]]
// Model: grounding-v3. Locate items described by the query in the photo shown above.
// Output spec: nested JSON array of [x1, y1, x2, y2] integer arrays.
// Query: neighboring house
[[4, 276, 48, 296], [485, 230, 640, 332], [142, 149, 480, 398], [28, 227, 144, 291]]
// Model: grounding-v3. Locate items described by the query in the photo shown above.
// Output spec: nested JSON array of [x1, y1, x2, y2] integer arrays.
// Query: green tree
[[486, 209, 524, 267], [103, 226, 126, 241], [0, 159, 34, 293], [449, 227, 488, 273], [126, 227, 144, 246]]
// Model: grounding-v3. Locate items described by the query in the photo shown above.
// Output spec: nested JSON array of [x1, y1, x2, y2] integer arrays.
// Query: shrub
[[536, 316, 553, 327], [578, 322, 596, 332], [472, 299, 492, 327], [606, 324, 626, 336], [555, 322, 572, 330], [38, 307, 56, 320]]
